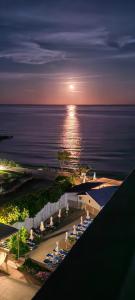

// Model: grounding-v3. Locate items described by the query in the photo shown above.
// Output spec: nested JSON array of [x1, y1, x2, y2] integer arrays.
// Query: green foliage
[[0, 178, 72, 224], [8, 227, 29, 258], [55, 175, 67, 182], [19, 258, 46, 276], [69, 174, 76, 186], [0, 205, 29, 224], [57, 150, 71, 169], [0, 159, 20, 167], [77, 164, 92, 175]]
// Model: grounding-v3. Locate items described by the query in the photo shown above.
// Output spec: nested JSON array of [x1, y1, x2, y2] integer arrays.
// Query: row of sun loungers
[[44, 216, 93, 270]]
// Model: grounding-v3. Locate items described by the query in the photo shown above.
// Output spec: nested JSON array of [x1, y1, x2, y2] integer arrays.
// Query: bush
[[0, 159, 20, 168], [0, 206, 29, 224], [0, 178, 72, 224], [8, 227, 29, 258]]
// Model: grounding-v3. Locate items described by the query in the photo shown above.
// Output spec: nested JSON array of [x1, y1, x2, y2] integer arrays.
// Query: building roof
[[33, 170, 135, 300], [0, 223, 18, 240], [67, 181, 102, 193], [87, 186, 118, 206]]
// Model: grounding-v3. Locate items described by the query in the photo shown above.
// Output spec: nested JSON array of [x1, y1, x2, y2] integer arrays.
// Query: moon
[[69, 84, 75, 91]]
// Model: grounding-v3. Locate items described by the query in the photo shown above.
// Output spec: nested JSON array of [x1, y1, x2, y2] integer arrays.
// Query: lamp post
[[17, 232, 20, 260]]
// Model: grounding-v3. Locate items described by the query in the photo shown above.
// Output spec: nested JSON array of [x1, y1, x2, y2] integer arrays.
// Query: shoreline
[[18, 164, 127, 180]]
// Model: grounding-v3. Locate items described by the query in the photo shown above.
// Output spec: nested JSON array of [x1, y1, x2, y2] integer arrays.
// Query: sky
[[0, 0, 135, 105]]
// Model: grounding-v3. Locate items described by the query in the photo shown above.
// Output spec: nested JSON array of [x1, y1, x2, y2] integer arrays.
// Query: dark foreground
[[33, 170, 135, 300]]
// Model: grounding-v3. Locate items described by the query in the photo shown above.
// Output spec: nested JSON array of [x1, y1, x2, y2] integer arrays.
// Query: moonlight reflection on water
[[61, 105, 81, 166]]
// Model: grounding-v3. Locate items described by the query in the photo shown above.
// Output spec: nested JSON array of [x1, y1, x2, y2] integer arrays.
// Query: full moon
[[69, 84, 75, 91]]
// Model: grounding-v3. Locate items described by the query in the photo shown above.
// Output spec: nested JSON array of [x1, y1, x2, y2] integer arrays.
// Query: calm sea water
[[0, 105, 135, 177]]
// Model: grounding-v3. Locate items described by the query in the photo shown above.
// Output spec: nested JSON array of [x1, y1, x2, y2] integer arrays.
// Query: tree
[[8, 227, 29, 259], [57, 150, 71, 170], [77, 165, 91, 175], [77, 165, 92, 183]]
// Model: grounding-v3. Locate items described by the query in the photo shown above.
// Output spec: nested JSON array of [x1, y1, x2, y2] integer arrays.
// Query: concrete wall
[[78, 194, 101, 216]]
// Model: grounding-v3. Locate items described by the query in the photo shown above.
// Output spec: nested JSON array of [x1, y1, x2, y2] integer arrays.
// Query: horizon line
[[0, 103, 135, 106]]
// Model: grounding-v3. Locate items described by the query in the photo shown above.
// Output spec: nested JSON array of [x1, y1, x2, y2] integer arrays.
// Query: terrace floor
[[0, 273, 39, 300], [29, 214, 86, 267]]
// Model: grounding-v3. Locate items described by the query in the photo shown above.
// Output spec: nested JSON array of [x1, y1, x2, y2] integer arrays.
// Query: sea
[[0, 105, 135, 178]]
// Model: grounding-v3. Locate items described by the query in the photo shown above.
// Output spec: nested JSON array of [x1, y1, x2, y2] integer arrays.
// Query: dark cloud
[[0, 0, 135, 104]]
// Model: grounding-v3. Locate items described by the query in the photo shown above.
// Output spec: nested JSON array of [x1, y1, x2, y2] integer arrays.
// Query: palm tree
[[57, 150, 71, 171]]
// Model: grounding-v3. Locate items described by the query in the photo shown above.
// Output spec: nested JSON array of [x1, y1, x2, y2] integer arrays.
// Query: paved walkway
[[0, 274, 39, 300]]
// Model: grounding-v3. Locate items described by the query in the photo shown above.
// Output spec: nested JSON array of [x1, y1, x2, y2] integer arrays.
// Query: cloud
[[0, 72, 104, 81], [0, 42, 66, 65]]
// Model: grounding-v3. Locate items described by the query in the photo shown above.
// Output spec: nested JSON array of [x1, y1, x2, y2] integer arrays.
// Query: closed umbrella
[[55, 241, 59, 255], [66, 203, 69, 215], [58, 209, 61, 222], [86, 210, 90, 220], [30, 229, 34, 241], [50, 216, 53, 227], [65, 231, 68, 242], [40, 221, 45, 232], [73, 225, 77, 235]]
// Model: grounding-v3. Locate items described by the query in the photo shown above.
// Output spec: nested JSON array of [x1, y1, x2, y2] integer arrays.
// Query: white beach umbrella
[[65, 231, 68, 242], [66, 203, 69, 215], [73, 225, 77, 235], [93, 171, 97, 180], [40, 221, 45, 232], [80, 216, 83, 226], [55, 241, 59, 255], [30, 229, 34, 241], [58, 209, 61, 219], [50, 216, 54, 227], [86, 210, 90, 220]]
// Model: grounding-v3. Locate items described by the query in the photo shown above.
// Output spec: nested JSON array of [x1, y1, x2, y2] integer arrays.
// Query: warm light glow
[[68, 105, 76, 117], [0, 165, 5, 171], [69, 84, 75, 91], [61, 105, 81, 167]]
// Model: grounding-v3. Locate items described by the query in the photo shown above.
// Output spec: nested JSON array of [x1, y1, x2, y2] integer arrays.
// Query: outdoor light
[[0, 165, 5, 170]]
